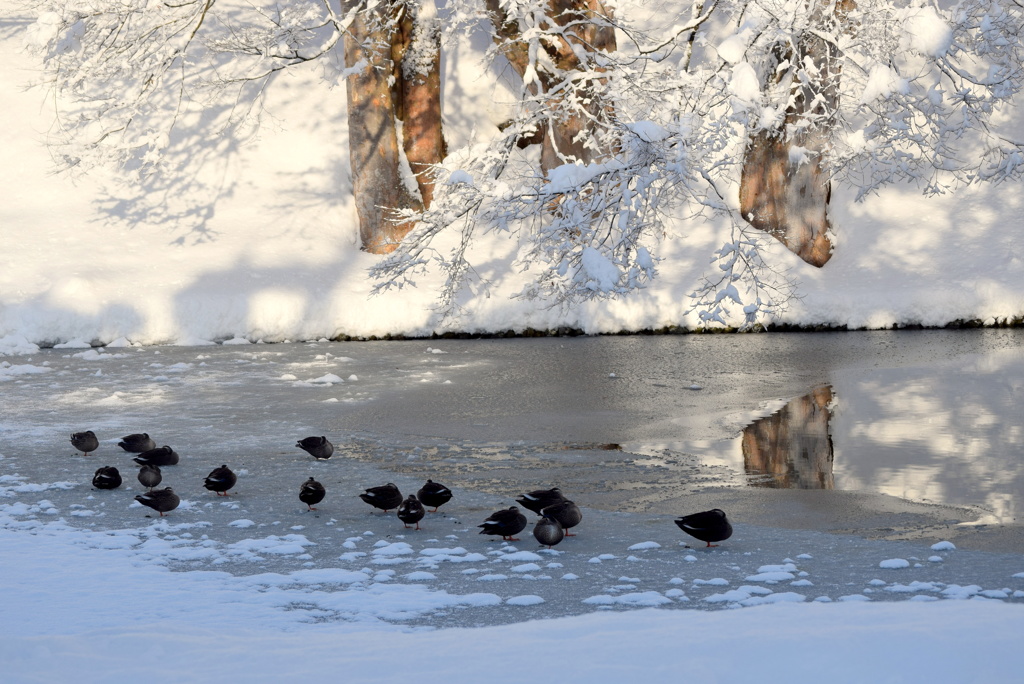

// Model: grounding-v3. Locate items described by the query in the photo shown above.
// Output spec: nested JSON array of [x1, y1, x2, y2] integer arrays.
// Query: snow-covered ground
[[2, 9, 1024, 347], [5, 512, 1023, 683], [3, 339, 1024, 682]]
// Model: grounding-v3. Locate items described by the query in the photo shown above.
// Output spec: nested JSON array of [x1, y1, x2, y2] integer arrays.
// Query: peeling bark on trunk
[[344, 1, 446, 254], [392, 2, 446, 208], [344, 8, 421, 254], [739, 0, 855, 268], [487, 0, 617, 171]]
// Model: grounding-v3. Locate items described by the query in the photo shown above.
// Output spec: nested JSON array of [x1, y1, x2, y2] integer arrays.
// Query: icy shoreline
[[4, 463, 1024, 683], [5, 313, 1024, 357]]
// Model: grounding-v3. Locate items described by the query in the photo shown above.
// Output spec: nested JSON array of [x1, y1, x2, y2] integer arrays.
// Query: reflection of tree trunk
[[739, 0, 855, 267], [742, 386, 835, 489], [345, 1, 446, 254], [487, 0, 616, 171]]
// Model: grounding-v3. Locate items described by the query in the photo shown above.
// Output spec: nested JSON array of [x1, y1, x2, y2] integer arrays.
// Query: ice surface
[[1, 338, 1024, 680]]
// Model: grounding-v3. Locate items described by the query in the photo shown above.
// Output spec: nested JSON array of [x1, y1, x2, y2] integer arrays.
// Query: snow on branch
[[687, 222, 798, 330], [21, 0, 1024, 328]]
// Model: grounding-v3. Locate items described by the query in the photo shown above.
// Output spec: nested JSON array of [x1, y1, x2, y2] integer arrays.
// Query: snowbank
[[1, 10, 1022, 348]]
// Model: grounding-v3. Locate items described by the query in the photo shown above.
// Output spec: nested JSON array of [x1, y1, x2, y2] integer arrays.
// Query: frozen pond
[[3, 330, 1024, 524], [3, 329, 1023, 539], [3, 328, 1024, 633]]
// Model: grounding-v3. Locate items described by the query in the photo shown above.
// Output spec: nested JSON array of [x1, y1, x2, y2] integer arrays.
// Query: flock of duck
[[71, 431, 734, 549]]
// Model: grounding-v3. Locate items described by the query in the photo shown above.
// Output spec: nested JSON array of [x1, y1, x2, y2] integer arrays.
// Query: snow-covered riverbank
[[3, 11, 1024, 345]]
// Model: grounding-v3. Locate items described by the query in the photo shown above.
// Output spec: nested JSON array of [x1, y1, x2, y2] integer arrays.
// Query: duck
[[533, 512, 565, 548], [515, 487, 566, 515], [132, 446, 180, 466], [70, 430, 99, 456], [137, 464, 162, 491], [296, 436, 334, 460], [203, 465, 237, 496], [674, 509, 733, 547], [118, 433, 156, 453], [417, 479, 453, 512], [299, 477, 326, 511], [541, 499, 582, 536], [478, 506, 527, 541], [92, 466, 122, 490], [397, 494, 426, 530], [135, 487, 180, 517], [359, 483, 403, 512]]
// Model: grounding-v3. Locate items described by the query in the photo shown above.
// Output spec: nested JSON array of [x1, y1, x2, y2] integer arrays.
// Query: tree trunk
[[739, 0, 854, 267], [392, 0, 447, 208], [740, 124, 834, 267], [344, 1, 446, 254]]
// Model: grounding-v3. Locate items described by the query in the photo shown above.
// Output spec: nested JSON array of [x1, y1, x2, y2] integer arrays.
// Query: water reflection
[[672, 343, 1024, 523], [742, 386, 835, 489], [5, 330, 1019, 526]]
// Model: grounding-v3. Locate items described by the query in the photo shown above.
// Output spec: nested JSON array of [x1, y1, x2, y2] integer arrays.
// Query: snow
[[0, 363, 52, 380], [3, 7, 1024, 682], [717, 29, 753, 65], [728, 62, 762, 105], [578, 247, 621, 291], [902, 6, 953, 57], [446, 169, 474, 186], [745, 570, 797, 582], [626, 121, 670, 143], [860, 64, 909, 103], [880, 558, 912, 569], [1, 13, 1024, 345], [583, 591, 674, 606]]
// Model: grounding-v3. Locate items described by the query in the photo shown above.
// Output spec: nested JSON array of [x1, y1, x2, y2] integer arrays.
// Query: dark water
[[3, 328, 1023, 524]]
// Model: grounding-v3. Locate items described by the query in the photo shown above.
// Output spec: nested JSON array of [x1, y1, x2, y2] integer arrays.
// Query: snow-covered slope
[[1, 9, 1022, 349]]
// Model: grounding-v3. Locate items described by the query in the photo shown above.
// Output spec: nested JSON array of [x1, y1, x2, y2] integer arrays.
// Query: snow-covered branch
[[21, 0, 1024, 328]]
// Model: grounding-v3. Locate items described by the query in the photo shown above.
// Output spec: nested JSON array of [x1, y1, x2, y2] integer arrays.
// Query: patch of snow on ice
[[0, 364, 52, 381], [500, 551, 543, 562], [507, 595, 545, 606], [746, 571, 796, 583], [885, 582, 940, 594], [584, 592, 671, 607], [704, 586, 773, 603], [880, 558, 911, 569], [404, 571, 436, 581], [692, 578, 729, 586]]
